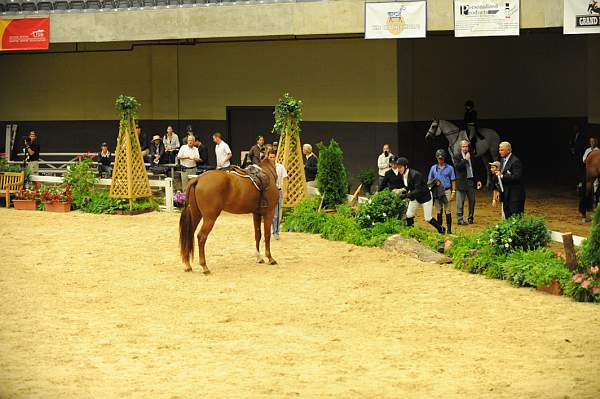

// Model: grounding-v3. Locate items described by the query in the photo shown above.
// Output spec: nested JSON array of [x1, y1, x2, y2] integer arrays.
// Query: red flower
[[573, 274, 587, 283], [582, 280, 591, 289], [593, 287, 600, 295]]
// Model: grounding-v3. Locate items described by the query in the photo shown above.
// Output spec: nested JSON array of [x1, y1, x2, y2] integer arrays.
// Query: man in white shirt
[[268, 151, 288, 240], [377, 144, 393, 187], [177, 135, 200, 188], [213, 132, 232, 169]]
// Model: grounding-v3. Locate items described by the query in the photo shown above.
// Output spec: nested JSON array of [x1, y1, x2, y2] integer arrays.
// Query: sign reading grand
[[0, 18, 49, 51], [365, 1, 427, 39], [564, 0, 600, 34], [454, 0, 520, 37]]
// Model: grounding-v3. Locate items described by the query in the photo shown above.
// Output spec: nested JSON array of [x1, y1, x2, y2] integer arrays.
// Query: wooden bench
[[0, 172, 25, 208]]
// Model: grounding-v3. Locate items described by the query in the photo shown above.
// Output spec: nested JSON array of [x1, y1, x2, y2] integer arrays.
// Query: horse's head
[[425, 120, 441, 143]]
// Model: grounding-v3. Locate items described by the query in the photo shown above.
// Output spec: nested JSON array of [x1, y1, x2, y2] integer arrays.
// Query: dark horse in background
[[179, 157, 279, 274], [425, 119, 501, 189]]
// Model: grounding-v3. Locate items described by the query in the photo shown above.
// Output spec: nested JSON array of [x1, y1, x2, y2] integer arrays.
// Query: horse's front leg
[[197, 217, 216, 275], [264, 210, 277, 265], [480, 151, 493, 190], [253, 213, 264, 263]]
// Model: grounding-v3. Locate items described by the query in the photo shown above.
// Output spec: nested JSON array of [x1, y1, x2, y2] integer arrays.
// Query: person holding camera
[[23, 131, 40, 173], [427, 149, 456, 234], [377, 144, 394, 187]]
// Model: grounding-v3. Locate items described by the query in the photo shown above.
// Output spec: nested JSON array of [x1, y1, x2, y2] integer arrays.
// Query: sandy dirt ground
[[1, 191, 600, 398]]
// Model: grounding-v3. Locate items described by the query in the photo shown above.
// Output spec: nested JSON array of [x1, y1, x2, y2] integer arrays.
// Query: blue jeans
[[272, 189, 282, 235]]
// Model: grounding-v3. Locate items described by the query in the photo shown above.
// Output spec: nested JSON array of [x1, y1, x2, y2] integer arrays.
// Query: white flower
[[368, 199, 372, 204], [489, 238, 494, 243], [495, 224, 499, 228], [382, 212, 387, 217], [508, 238, 512, 243], [504, 243, 509, 248], [372, 222, 375, 226], [366, 215, 370, 219]]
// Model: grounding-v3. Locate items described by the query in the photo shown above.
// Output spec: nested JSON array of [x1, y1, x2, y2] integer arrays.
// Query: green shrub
[[63, 158, 96, 209], [81, 190, 113, 214], [501, 249, 569, 288], [447, 232, 487, 269], [316, 139, 348, 209], [581, 203, 600, 267], [356, 190, 407, 228], [283, 196, 327, 233], [487, 215, 550, 254], [321, 214, 360, 242]]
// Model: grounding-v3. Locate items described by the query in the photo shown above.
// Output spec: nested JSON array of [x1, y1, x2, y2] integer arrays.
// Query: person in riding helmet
[[464, 100, 484, 156]]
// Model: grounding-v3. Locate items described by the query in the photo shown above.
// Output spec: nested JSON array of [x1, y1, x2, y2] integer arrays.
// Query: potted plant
[[174, 190, 186, 209], [42, 185, 72, 212], [357, 169, 377, 195], [13, 188, 40, 210]]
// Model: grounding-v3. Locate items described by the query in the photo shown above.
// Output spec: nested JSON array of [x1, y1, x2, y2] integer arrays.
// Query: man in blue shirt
[[428, 149, 456, 234]]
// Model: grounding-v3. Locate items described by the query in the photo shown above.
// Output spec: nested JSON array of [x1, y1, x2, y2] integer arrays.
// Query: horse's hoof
[[269, 259, 278, 265], [257, 258, 265, 264], [184, 267, 192, 272], [202, 269, 211, 275]]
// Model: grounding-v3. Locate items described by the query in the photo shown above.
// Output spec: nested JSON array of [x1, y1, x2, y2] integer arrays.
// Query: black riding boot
[[446, 214, 453, 235], [437, 212, 443, 226], [428, 218, 446, 234], [406, 217, 414, 227]]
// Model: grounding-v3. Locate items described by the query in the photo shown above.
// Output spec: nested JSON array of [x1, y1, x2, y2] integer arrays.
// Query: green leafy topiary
[[115, 95, 140, 121], [582, 203, 600, 267], [487, 215, 550, 254], [316, 139, 348, 210], [282, 196, 327, 234], [272, 93, 302, 135], [356, 190, 407, 228]]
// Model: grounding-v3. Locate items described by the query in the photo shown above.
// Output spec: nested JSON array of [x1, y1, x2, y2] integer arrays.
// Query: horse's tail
[[179, 179, 201, 265]]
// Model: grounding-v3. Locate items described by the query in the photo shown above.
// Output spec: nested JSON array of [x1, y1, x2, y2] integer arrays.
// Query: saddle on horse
[[229, 165, 270, 208]]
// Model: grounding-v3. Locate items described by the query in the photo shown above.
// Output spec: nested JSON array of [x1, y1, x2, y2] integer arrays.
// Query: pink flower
[[593, 287, 600, 294], [581, 280, 591, 289], [573, 274, 587, 283], [590, 266, 599, 274]]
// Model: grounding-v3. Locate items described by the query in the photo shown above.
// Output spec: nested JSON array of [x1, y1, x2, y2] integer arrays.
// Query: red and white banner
[[0, 18, 50, 51]]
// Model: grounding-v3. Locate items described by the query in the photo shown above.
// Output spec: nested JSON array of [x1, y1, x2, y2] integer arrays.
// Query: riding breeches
[[406, 198, 434, 221]]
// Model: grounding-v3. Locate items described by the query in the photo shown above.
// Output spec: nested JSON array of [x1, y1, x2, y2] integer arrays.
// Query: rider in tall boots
[[464, 100, 484, 157], [396, 157, 446, 234]]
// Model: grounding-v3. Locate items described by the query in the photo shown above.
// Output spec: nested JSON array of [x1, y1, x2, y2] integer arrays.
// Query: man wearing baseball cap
[[427, 149, 456, 234]]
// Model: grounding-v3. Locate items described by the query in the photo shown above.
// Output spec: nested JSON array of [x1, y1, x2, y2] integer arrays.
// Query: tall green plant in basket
[[316, 139, 348, 209]]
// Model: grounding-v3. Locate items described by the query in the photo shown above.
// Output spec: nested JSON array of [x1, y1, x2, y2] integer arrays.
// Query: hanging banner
[[365, 1, 427, 39], [564, 0, 600, 34], [0, 18, 50, 51], [454, 0, 520, 37]]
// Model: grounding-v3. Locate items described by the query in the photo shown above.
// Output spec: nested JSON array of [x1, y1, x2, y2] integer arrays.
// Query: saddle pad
[[229, 171, 261, 192]]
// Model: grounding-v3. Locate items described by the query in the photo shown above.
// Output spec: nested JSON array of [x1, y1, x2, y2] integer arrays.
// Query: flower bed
[[284, 194, 596, 303]]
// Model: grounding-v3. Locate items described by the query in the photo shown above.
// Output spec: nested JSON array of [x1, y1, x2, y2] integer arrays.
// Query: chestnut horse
[[583, 150, 600, 219], [179, 158, 279, 274]]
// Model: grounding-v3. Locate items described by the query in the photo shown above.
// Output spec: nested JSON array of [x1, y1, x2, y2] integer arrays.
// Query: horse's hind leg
[[253, 213, 264, 263], [197, 216, 216, 274], [264, 210, 277, 265]]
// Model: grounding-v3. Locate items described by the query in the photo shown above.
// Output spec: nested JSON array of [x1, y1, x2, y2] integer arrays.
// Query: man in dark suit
[[453, 140, 481, 225], [303, 143, 318, 187], [396, 157, 445, 234], [378, 156, 403, 191], [494, 141, 525, 218]]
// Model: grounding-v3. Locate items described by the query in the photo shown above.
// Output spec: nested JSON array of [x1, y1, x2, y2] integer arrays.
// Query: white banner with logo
[[454, 0, 520, 37], [365, 1, 427, 39], [564, 0, 600, 34]]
